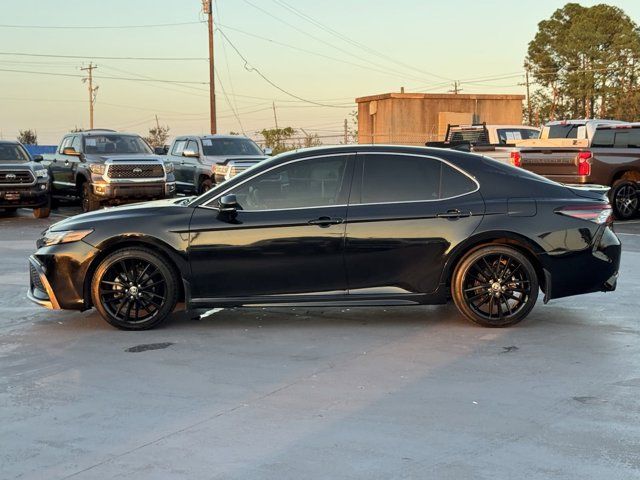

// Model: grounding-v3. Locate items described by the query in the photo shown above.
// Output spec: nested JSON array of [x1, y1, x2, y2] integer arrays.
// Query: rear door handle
[[436, 209, 472, 219], [308, 216, 343, 227]]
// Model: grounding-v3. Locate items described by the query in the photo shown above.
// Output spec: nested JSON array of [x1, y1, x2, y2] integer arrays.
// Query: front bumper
[[92, 181, 176, 200], [0, 183, 49, 208], [27, 255, 60, 309]]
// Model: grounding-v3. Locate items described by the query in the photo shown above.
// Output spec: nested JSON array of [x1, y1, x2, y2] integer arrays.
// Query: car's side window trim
[[200, 153, 354, 211], [350, 152, 480, 206]]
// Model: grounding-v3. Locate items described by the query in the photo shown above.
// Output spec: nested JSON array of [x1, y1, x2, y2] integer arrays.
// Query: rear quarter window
[[441, 163, 477, 198]]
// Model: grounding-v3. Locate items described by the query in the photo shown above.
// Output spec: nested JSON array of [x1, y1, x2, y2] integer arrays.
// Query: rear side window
[[358, 154, 476, 204], [592, 127, 640, 148], [591, 129, 615, 148]]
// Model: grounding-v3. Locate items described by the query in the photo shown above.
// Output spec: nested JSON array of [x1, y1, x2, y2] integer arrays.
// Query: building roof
[[356, 92, 526, 103]]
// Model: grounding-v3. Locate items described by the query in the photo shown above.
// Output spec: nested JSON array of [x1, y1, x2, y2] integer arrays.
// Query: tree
[[260, 127, 296, 155], [145, 123, 170, 148], [17, 129, 37, 145], [526, 3, 640, 123], [296, 131, 322, 149]]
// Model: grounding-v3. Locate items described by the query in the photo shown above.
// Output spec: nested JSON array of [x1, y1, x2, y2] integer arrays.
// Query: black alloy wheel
[[611, 180, 638, 220], [91, 247, 179, 330], [452, 245, 539, 327]]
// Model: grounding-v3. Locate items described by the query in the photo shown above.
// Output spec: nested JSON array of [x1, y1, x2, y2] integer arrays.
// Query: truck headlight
[[42, 229, 94, 246], [34, 169, 49, 179], [164, 162, 174, 174], [89, 164, 106, 175]]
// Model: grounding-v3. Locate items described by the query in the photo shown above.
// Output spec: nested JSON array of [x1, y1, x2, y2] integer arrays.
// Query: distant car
[[165, 135, 271, 195], [28, 145, 620, 331], [42, 129, 176, 212], [0, 141, 51, 218]]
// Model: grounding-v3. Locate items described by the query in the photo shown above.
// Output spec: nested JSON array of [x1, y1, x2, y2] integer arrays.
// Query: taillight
[[510, 151, 521, 167], [556, 204, 612, 224], [577, 151, 591, 176]]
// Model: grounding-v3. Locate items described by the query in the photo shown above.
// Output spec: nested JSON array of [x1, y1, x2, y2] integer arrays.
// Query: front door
[[188, 154, 354, 301], [48, 135, 78, 195], [345, 152, 485, 296]]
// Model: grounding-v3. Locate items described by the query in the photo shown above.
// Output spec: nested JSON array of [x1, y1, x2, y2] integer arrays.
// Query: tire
[[33, 196, 51, 219], [91, 247, 180, 330], [451, 245, 539, 327], [81, 182, 101, 212], [198, 178, 213, 195], [611, 180, 638, 220]]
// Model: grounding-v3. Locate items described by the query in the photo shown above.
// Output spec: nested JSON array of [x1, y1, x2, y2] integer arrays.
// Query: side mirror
[[263, 147, 273, 156], [33, 154, 43, 162], [62, 147, 81, 156], [154, 146, 167, 155], [182, 149, 199, 158], [219, 194, 238, 213]]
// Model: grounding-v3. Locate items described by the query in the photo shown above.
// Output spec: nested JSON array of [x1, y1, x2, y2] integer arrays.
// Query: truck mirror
[[62, 147, 81, 156], [33, 154, 43, 162], [182, 149, 199, 158]]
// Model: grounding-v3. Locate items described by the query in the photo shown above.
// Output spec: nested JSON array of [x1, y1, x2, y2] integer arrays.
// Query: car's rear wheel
[[91, 247, 179, 330], [611, 180, 638, 220], [81, 182, 101, 212], [452, 245, 539, 327]]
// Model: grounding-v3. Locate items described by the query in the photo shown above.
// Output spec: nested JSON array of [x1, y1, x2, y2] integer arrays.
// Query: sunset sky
[[1, 0, 640, 144]]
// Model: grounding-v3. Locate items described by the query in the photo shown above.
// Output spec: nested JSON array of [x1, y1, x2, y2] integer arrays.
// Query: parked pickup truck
[[165, 134, 270, 194], [0, 140, 51, 218], [514, 121, 640, 219], [43, 129, 176, 212], [426, 123, 540, 163]]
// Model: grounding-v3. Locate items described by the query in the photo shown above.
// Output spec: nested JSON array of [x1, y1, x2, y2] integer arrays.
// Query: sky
[[1, 0, 640, 144]]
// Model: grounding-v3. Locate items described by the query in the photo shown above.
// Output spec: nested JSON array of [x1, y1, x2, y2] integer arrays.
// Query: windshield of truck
[[0, 143, 31, 163], [496, 128, 540, 145], [201, 137, 263, 156], [83, 135, 152, 155], [546, 124, 582, 139]]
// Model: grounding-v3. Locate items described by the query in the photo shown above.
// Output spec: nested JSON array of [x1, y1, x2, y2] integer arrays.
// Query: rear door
[[345, 152, 485, 296]]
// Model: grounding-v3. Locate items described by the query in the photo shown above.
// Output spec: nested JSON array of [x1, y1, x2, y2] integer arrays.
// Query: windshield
[[0, 143, 31, 163], [83, 135, 152, 155], [202, 138, 263, 156], [496, 128, 540, 145]]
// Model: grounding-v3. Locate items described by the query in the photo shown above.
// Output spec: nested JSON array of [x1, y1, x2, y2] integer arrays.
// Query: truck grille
[[29, 264, 46, 292], [107, 164, 164, 179], [0, 170, 34, 184]]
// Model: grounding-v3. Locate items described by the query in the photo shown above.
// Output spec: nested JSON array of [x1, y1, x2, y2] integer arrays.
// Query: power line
[[216, 28, 352, 109], [0, 21, 205, 29], [0, 51, 208, 61], [0, 67, 209, 84]]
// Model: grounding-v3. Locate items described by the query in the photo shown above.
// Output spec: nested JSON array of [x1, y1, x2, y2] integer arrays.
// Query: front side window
[[172, 140, 187, 156], [83, 135, 152, 155], [225, 156, 348, 211], [185, 140, 199, 154], [202, 138, 263, 156], [357, 154, 476, 204], [59, 136, 72, 153], [0, 143, 30, 163]]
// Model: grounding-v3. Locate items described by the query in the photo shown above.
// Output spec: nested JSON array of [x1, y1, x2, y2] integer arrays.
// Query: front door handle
[[436, 209, 472, 219], [308, 216, 343, 227]]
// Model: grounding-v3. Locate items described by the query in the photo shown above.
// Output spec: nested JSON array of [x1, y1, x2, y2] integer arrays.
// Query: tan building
[[356, 92, 526, 145]]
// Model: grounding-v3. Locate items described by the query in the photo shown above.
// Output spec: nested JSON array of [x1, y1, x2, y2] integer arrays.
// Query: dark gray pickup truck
[[0, 141, 51, 218], [43, 129, 176, 212]]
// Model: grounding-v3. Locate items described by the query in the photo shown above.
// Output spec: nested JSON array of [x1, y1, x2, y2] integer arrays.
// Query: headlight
[[214, 164, 229, 176], [34, 169, 49, 179], [164, 162, 174, 174], [42, 229, 94, 246], [89, 164, 106, 175]]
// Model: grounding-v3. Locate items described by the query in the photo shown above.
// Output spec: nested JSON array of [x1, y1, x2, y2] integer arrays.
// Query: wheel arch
[[442, 231, 547, 294], [75, 172, 90, 194], [611, 168, 640, 185], [83, 235, 187, 307]]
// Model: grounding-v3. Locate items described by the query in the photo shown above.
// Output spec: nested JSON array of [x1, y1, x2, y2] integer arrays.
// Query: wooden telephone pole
[[80, 63, 98, 129], [203, 0, 217, 134]]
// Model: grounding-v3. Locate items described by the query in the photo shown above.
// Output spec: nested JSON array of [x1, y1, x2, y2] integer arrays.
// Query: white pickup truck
[[426, 123, 540, 163]]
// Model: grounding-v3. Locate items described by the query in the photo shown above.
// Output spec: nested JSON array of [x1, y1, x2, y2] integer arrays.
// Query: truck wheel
[[81, 182, 101, 212], [198, 178, 213, 194], [451, 245, 539, 327], [33, 196, 51, 219], [91, 247, 180, 330], [611, 180, 638, 220]]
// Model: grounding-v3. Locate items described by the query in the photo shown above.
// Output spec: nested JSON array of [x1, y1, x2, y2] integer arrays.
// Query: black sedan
[[27, 145, 621, 330]]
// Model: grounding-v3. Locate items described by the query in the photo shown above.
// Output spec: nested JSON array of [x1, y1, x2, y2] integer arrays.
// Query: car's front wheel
[[81, 182, 101, 212], [91, 247, 179, 330], [451, 245, 539, 327]]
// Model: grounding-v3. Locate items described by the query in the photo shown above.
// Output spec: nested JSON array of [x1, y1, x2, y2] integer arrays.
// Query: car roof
[[72, 130, 141, 137], [0, 140, 20, 145], [545, 119, 628, 126], [175, 134, 254, 141]]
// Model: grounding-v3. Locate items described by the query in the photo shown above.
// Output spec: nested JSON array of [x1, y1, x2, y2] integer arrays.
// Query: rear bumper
[[541, 226, 621, 300]]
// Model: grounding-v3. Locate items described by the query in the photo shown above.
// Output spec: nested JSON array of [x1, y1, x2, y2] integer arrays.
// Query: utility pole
[[344, 119, 348, 144], [155, 114, 161, 131], [449, 81, 462, 94], [80, 63, 98, 129], [203, 0, 217, 134], [272, 101, 279, 129]]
